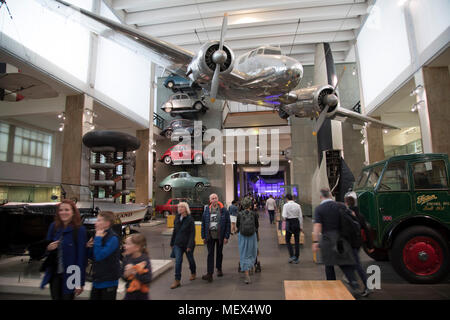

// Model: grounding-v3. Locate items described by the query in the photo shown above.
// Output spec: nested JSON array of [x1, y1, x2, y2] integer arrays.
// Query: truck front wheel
[[390, 226, 449, 284]]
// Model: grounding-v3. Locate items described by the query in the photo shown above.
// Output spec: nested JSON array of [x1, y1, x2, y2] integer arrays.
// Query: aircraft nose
[[291, 62, 303, 79]]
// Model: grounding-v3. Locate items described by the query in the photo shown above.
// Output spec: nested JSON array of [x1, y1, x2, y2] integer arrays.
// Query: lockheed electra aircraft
[[40, 0, 397, 134]]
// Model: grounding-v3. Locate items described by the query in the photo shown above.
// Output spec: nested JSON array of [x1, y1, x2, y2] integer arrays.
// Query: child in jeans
[[122, 233, 152, 300]]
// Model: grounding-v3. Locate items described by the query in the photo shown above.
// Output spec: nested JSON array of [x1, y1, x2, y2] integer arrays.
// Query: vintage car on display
[[0, 184, 143, 259], [163, 74, 191, 91], [159, 171, 211, 192], [155, 198, 204, 220], [160, 119, 206, 140], [161, 93, 207, 117], [354, 153, 450, 284], [159, 144, 204, 165]]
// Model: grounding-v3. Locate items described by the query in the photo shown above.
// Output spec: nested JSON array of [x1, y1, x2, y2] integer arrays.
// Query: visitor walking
[[169, 202, 196, 289], [265, 195, 277, 225], [40, 199, 87, 300], [228, 200, 239, 235], [281, 194, 303, 264], [201, 193, 231, 282], [88, 211, 121, 300], [312, 188, 360, 292], [344, 191, 374, 296], [237, 198, 259, 284], [122, 233, 152, 300]]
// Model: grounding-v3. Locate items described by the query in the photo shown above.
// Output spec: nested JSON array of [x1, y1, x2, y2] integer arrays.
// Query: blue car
[[163, 74, 191, 91]]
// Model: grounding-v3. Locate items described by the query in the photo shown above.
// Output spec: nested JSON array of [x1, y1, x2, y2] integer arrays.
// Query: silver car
[[162, 93, 205, 116]]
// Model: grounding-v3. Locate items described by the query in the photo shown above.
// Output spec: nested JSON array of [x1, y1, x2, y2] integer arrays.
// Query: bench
[[284, 280, 355, 300]]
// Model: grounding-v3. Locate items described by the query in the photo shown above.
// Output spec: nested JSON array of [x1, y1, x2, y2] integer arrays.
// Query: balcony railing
[[153, 113, 165, 129]]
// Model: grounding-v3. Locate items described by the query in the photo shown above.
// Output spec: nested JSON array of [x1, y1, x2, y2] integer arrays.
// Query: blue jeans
[[353, 248, 369, 290], [268, 210, 275, 224], [173, 245, 196, 281], [325, 265, 359, 290]]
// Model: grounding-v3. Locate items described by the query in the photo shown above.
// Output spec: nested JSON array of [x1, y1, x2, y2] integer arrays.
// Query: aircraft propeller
[[210, 13, 228, 103], [311, 66, 345, 136]]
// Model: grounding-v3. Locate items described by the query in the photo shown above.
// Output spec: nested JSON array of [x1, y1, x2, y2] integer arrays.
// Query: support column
[[239, 168, 245, 199], [61, 94, 94, 188], [135, 130, 149, 205], [135, 63, 156, 207], [422, 66, 450, 155], [366, 116, 385, 163]]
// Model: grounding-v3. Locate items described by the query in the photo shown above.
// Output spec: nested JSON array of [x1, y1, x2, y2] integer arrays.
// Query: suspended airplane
[[37, 0, 398, 134]]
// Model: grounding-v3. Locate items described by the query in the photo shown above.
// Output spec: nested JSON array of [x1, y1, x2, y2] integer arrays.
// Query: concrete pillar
[[422, 66, 450, 155], [239, 168, 244, 199], [224, 164, 234, 205], [366, 116, 385, 163], [290, 117, 318, 205], [414, 70, 432, 153], [61, 94, 93, 188], [135, 129, 149, 205], [135, 63, 156, 207]]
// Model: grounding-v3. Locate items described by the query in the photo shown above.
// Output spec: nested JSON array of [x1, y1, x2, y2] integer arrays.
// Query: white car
[[162, 93, 206, 116]]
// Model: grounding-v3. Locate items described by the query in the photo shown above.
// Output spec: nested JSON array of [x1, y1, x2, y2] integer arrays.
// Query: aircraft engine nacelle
[[281, 84, 339, 118], [187, 41, 235, 85]]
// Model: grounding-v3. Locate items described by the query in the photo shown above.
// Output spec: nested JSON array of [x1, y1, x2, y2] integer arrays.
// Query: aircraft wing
[[38, 0, 194, 76], [330, 107, 399, 130]]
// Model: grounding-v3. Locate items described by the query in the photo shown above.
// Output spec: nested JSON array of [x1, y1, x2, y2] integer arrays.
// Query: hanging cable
[[289, 18, 301, 56], [195, 0, 210, 42], [194, 29, 202, 45]]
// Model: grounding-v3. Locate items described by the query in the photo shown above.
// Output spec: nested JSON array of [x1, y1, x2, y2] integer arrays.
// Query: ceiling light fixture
[[409, 84, 423, 96]]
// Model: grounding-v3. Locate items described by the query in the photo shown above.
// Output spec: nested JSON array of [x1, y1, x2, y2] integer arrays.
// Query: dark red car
[[155, 198, 204, 221], [159, 144, 203, 165]]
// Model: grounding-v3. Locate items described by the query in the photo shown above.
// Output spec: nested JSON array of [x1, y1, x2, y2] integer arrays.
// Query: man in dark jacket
[[312, 188, 360, 293], [87, 211, 121, 300], [201, 193, 231, 282], [170, 202, 196, 289]]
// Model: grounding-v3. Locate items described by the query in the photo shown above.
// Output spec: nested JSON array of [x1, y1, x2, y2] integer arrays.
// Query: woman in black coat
[[169, 202, 196, 289]]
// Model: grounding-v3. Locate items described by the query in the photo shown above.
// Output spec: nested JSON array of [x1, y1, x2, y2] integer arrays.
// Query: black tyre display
[[194, 153, 203, 164], [390, 226, 449, 284], [193, 102, 203, 111], [195, 183, 204, 192], [163, 155, 172, 165], [163, 185, 172, 192], [164, 129, 173, 139]]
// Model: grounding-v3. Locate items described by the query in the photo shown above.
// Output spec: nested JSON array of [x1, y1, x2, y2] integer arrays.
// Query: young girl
[[122, 233, 152, 300]]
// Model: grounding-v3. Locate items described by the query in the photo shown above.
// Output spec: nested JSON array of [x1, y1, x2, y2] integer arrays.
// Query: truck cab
[[354, 153, 450, 283]]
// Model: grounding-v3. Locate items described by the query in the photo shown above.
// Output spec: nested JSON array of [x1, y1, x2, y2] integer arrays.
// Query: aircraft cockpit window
[[256, 48, 264, 55], [264, 48, 281, 55], [249, 50, 257, 58]]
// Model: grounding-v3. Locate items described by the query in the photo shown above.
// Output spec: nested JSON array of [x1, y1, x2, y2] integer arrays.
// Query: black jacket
[[349, 206, 374, 249], [92, 228, 121, 283], [170, 214, 195, 250]]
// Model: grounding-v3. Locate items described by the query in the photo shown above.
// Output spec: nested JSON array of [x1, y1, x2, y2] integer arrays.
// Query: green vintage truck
[[354, 153, 450, 283]]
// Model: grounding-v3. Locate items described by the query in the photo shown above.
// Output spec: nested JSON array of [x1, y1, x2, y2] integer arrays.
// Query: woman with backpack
[[40, 199, 87, 300], [236, 198, 258, 284]]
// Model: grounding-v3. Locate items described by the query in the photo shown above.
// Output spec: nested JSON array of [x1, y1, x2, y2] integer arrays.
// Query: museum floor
[[1, 210, 449, 300]]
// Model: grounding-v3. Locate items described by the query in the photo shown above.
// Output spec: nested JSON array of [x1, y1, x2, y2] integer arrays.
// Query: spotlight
[[383, 129, 388, 134], [409, 85, 423, 96]]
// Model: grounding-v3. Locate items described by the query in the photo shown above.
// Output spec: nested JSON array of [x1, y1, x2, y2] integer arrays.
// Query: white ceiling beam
[[158, 18, 360, 46], [291, 51, 347, 64], [102, 0, 126, 23], [112, 0, 221, 12], [232, 41, 351, 57], [183, 30, 355, 52], [128, 2, 368, 27]]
